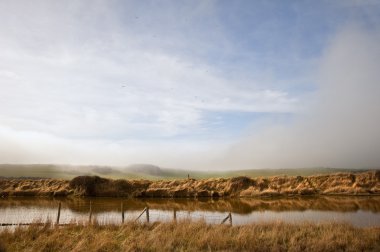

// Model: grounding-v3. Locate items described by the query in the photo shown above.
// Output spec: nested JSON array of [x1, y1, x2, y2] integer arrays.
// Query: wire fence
[[0, 202, 233, 227], [4, 202, 378, 228]]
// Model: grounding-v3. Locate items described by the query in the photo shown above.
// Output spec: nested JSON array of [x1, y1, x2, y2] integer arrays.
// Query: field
[[0, 221, 379, 252]]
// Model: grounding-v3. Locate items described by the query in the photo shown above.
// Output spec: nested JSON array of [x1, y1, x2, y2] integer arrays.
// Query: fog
[[219, 27, 380, 169]]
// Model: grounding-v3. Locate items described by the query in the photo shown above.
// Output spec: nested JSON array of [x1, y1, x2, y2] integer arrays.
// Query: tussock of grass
[[0, 221, 379, 251], [0, 178, 71, 197]]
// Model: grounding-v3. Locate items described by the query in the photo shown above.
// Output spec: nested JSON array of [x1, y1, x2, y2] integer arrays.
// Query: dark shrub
[[375, 170, 380, 182], [69, 176, 109, 196], [113, 179, 132, 191], [230, 176, 252, 189]]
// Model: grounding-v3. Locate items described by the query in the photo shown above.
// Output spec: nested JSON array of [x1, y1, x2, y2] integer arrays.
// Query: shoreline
[[1, 170, 379, 198]]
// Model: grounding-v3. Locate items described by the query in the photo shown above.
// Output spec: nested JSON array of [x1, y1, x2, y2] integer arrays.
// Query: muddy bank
[[0, 171, 379, 198]]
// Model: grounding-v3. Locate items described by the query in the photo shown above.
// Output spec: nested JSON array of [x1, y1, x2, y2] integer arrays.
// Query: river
[[1, 196, 380, 227]]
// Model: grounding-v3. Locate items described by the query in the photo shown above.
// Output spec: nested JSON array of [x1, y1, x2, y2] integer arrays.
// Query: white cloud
[[0, 0, 300, 167], [0, 1, 297, 141]]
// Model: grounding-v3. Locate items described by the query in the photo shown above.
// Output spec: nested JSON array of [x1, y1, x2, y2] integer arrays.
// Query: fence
[[0, 202, 234, 227]]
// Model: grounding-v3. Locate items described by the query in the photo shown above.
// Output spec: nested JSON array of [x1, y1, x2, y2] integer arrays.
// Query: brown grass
[[0, 221, 379, 252], [1, 170, 379, 198], [0, 178, 71, 197]]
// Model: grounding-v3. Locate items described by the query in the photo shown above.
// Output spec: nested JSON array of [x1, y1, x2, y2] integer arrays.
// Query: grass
[[1, 170, 379, 198], [0, 220, 379, 251]]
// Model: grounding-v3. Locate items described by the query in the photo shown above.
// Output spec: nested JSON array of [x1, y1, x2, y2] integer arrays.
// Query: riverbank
[[1, 171, 379, 198], [1, 221, 379, 251]]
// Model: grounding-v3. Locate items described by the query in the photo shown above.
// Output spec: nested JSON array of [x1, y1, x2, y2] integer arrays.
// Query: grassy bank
[[0, 221, 379, 251], [1, 170, 379, 198]]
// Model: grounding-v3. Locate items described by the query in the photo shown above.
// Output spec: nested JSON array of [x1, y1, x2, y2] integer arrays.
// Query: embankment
[[0, 171, 379, 198]]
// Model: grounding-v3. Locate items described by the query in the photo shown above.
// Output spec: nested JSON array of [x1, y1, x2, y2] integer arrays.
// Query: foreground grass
[[1, 221, 379, 252]]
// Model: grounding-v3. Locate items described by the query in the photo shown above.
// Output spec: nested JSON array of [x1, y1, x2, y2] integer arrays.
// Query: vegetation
[[1, 171, 379, 198], [0, 221, 379, 251]]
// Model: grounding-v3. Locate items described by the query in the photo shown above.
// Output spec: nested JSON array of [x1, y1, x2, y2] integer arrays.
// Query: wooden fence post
[[221, 212, 232, 225], [135, 207, 147, 222], [146, 207, 149, 223], [121, 202, 125, 224], [173, 209, 177, 221], [56, 202, 61, 225], [89, 201, 92, 223]]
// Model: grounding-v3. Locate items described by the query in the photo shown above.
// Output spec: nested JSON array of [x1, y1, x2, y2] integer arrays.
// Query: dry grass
[[0, 178, 71, 197], [1, 170, 379, 198], [0, 221, 379, 252]]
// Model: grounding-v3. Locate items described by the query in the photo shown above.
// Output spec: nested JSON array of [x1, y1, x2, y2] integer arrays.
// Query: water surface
[[1, 196, 380, 227]]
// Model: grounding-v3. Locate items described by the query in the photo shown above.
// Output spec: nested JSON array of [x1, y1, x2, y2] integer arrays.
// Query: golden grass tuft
[[0, 221, 380, 251]]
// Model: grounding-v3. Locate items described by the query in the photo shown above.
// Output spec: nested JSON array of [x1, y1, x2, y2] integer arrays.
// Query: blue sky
[[0, 0, 380, 169]]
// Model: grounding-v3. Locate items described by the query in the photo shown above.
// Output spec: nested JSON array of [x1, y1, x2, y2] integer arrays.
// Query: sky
[[0, 0, 380, 170]]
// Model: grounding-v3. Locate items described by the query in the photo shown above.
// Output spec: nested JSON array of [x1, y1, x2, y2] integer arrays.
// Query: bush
[[69, 176, 109, 196]]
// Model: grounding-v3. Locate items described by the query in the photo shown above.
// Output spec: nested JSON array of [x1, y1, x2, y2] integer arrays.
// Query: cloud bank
[[220, 26, 380, 169]]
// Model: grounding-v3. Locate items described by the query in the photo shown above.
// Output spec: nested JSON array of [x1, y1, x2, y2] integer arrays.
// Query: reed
[[0, 220, 379, 251]]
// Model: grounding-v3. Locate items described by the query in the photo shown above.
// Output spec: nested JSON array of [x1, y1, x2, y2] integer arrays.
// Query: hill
[[0, 164, 376, 180]]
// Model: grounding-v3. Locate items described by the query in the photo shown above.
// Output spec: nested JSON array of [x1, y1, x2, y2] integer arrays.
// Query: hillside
[[0, 164, 371, 180]]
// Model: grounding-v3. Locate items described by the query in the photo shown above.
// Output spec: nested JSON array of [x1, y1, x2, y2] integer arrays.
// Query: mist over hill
[[0, 163, 375, 180], [125, 164, 162, 176]]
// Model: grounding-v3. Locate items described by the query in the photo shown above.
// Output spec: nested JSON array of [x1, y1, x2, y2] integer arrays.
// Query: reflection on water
[[1, 196, 380, 227]]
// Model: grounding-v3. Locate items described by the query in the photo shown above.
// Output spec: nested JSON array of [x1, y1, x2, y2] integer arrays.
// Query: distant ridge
[[0, 164, 376, 180], [125, 164, 162, 176]]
